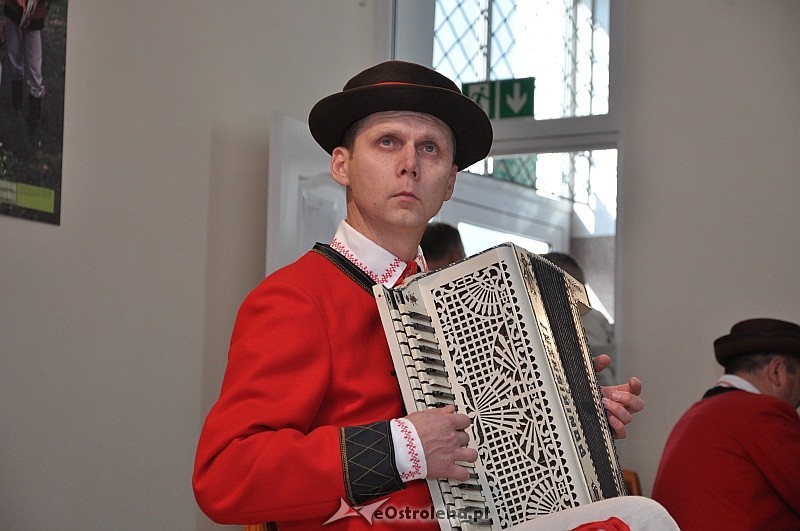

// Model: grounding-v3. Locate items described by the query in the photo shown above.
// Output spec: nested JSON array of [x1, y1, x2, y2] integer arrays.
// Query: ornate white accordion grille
[[374, 243, 625, 531], [433, 261, 581, 524]]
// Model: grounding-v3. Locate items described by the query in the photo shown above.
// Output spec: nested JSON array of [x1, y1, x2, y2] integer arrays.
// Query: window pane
[[487, 148, 617, 236], [434, 0, 486, 82], [434, 0, 610, 119], [458, 221, 551, 256]]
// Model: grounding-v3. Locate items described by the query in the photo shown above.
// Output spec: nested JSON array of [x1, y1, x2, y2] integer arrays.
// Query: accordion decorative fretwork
[[374, 243, 626, 530]]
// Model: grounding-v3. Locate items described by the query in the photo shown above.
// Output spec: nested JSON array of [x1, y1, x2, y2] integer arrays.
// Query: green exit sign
[[462, 77, 535, 119]]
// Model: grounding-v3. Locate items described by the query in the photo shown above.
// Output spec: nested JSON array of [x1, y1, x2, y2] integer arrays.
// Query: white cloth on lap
[[508, 497, 679, 531]]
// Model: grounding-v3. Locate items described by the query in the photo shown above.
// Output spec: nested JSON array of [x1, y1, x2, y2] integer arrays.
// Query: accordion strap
[[311, 243, 376, 294], [702, 386, 743, 399]]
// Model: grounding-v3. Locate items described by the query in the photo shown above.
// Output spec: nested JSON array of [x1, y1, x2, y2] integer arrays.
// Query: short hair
[[542, 252, 585, 284], [724, 352, 800, 375], [341, 118, 365, 152], [421, 222, 463, 263]]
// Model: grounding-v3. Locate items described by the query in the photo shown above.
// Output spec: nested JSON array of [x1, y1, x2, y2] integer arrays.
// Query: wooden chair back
[[622, 468, 643, 496]]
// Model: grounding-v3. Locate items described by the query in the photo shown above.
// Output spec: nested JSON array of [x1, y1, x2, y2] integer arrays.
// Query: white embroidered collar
[[330, 220, 425, 287]]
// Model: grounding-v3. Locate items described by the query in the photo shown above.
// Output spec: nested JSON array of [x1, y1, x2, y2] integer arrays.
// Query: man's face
[[767, 356, 800, 409], [784, 361, 800, 409], [331, 111, 458, 248]]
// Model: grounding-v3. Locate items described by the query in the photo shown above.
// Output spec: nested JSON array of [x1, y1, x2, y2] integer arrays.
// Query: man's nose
[[399, 145, 419, 178]]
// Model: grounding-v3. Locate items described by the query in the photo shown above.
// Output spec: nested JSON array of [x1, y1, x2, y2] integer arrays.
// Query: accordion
[[374, 243, 627, 530]]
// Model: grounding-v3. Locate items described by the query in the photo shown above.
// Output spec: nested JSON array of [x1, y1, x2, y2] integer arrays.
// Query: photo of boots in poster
[[0, 0, 67, 225]]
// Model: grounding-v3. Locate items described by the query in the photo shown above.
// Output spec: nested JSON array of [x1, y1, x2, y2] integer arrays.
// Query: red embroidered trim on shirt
[[331, 237, 404, 285], [396, 419, 422, 481]]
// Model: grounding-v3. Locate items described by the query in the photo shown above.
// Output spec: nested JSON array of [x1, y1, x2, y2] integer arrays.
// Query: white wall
[[0, 1, 798, 529], [0, 1, 380, 530], [619, 0, 800, 494]]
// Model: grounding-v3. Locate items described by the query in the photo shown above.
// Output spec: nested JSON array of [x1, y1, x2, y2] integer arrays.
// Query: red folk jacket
[[652, 389, 800, 531], [193, 250, 438, 529]]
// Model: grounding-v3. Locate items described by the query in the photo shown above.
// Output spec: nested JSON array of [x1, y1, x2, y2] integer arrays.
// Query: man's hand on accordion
[[406, 405, 479, 481], [594, 353, 644, 439]]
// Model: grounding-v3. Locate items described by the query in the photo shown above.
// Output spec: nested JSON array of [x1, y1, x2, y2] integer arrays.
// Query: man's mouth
[[394, 190, 418, 200]]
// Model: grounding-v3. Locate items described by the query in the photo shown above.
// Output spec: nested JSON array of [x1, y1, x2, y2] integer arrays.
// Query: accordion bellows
[[374, 243, 626, 530]]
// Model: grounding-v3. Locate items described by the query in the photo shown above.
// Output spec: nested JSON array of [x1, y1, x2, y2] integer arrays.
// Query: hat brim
[[308, 84, 493, 170], [714, 333, 800, 365]]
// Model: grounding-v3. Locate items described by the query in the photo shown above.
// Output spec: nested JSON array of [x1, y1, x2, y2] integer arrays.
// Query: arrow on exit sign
[[462, 77, 535, 119]]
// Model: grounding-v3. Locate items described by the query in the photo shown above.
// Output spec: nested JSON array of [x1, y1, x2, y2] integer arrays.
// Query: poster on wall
[[0, 0, 67, 225]]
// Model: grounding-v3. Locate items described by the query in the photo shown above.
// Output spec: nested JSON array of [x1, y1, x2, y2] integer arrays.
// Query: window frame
[[380, 0, 626, 157], [374, 0, 626, 376]]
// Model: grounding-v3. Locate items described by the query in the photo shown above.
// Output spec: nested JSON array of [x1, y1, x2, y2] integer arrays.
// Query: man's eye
[[380, 138, 393, 146], [422, 144, 437, 154]]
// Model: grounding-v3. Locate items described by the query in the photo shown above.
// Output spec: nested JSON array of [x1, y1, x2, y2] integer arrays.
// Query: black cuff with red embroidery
[[340, 420, 405, 505]]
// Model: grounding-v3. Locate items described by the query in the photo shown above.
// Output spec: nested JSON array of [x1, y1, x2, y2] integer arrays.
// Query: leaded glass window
[[434, 0, 610, 120], [432, 0, 616, 217]]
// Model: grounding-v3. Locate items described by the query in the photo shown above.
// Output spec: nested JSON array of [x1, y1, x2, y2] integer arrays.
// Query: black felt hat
[[714, 318, 800, 366], [308, 60, 493, 170]]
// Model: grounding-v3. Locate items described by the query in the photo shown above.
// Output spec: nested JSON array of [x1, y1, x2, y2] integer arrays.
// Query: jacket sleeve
[[192, 277, 402, 524]]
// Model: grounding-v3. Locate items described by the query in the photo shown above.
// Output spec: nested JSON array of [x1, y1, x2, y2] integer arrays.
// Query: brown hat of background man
[[308, 60, 493, 171], [713, 318, 800, 367]]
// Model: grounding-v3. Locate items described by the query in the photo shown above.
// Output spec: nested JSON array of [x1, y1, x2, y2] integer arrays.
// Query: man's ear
[[330, 147, 350, 187], [766, 356, 787, 387]]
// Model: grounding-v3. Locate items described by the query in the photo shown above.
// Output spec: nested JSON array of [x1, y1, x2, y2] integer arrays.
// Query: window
[[431, 0, 619, 230], [434, 0, 611, 120], [458, 221, 550, 257], [392, 0, 623, 323]]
